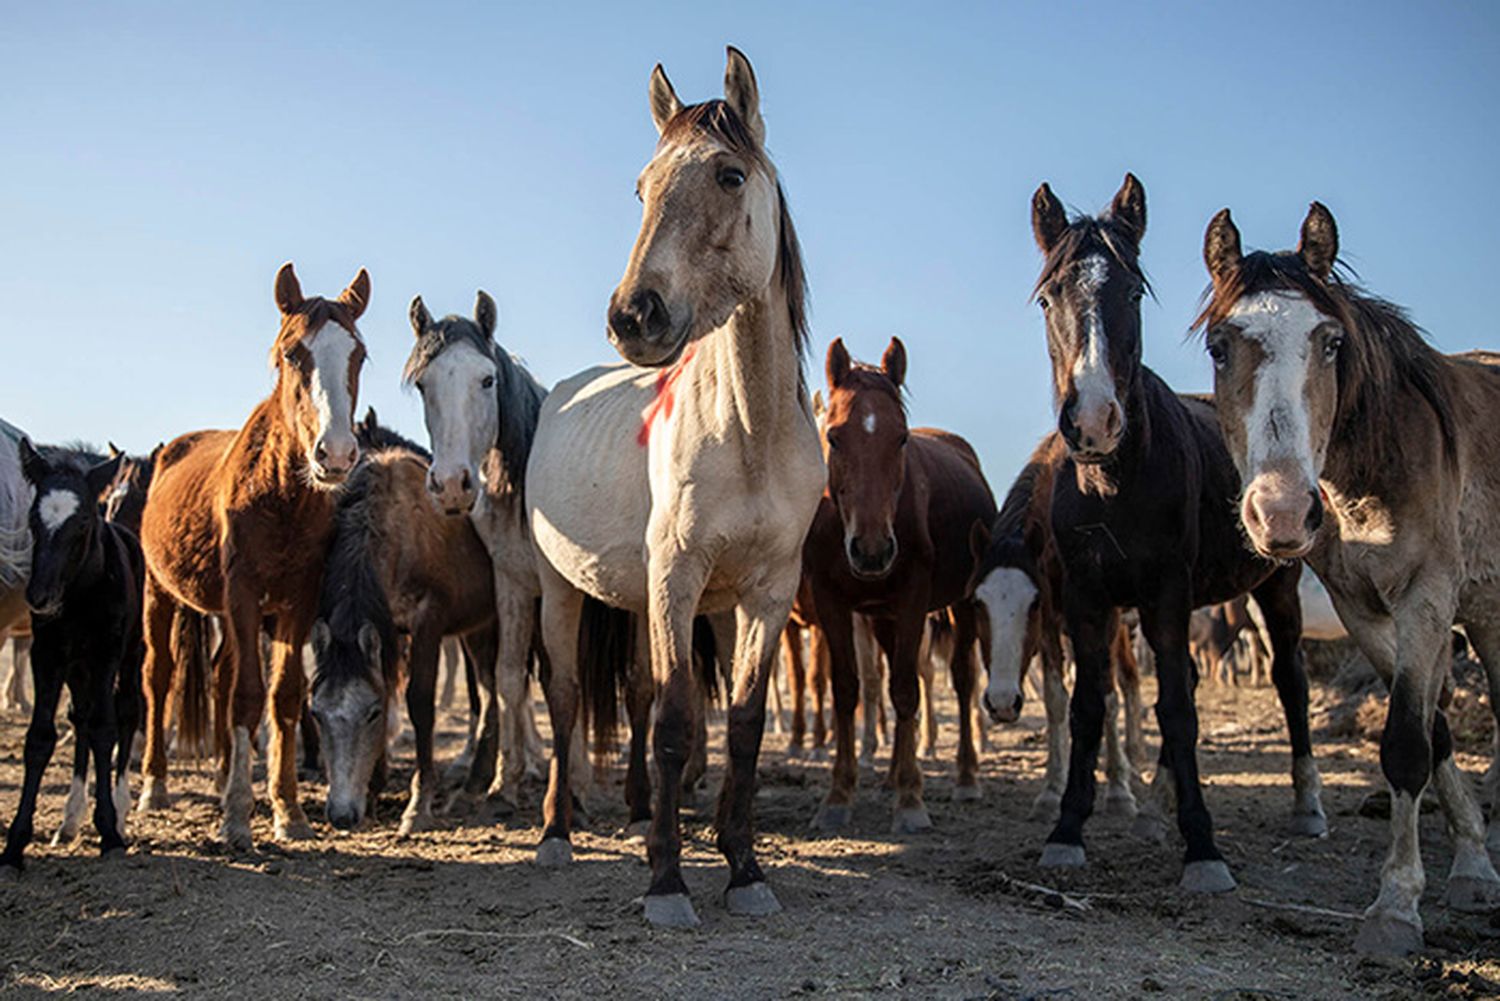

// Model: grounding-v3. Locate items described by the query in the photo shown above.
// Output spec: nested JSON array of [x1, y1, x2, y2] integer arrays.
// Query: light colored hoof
[[811, 802, 852, 833], [624, 820, 651, 843], [891, 806, 933, 835], [1179, 859, 1236, 894], [1130, 812, 1169, 845], [1039, 842, 1086, 869], [952, 783, 982, 803], [535, 837, 573, 869], [1104, 789, 1138, 818], [1287, 810, 1328, 838], [643, 893, 700, 929], [51, 825, 80, 848], [725, 881, 782, 917], [1354, 910, 1424, 957], [1028, 793, 1062, 824], [397, 812, 436, 839], [1444, 874, 1500, 913], [219, 819, 254, 852], [138, 778, 171, 812], [274, 816, 317, 842]]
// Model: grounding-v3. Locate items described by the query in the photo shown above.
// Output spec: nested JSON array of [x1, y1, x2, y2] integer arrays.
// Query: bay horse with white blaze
[[526, 47, 825, 927], [1196, 203, 1500, 955], [138, 262, 369, 848], [1028, 175, 1325, 893], [803, 337, 997, 832]]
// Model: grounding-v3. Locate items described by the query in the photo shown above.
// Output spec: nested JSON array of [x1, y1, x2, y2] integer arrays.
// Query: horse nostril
[[315, 443, 329, 463], [609, 303, 640, 343], [1104, 403, 1122, 437], [1305, 490, 1324, 534], [460, 469, 473, 493]]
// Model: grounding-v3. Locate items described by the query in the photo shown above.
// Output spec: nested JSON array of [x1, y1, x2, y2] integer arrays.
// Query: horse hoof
[[891, 806, 933, 835], [50, 827, 79, 848], [643, 893, 700, 929], [952, 783, 982, 803], [397, 813, 436, 839], [807, 747, 829, 763], [1039, 842, 1086, 869], [274, 817, 317, 842], [1354, 910, 1424, 957], [1130, 813, 1169, 845], [218, 820, 254, 852], [624, 820, 651, 844], [811, 803, 852, 833], [725, 881, 782, 917], [535, 838, 573, 869], [1179, 860, 1236, 894], [138, 779, 171, 812], [1028, 794, 1062, 824], [101, 845, 127, 861], [1103, 790, 1139, 818], [1444, 874, 1500, 913], [1287, 811, 1329, 839], [785, 745, 805, 761]]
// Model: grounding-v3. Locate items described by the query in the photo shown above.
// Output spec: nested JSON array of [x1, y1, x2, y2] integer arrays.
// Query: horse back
[[140, 427, 236, 613], [909, 429, 998, 606]]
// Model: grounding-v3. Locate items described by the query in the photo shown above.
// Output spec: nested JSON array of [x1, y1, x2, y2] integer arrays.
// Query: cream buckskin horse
[[526, 47, 825, 928]]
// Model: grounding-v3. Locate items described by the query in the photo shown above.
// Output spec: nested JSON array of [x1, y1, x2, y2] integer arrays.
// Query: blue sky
[[3, 2, 1496, 487]]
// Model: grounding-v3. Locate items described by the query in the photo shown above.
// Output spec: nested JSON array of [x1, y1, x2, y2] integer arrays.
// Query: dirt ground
[[2, 645, 1498, 1000]]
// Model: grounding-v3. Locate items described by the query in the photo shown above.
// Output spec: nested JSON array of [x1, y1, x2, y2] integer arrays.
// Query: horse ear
[[1203, 208, 1243, 289], [274, 262, 304, 315], [1108, 172, 1147, 245], [649, 63, 683, 135], [18, 437, 49, 485], [86, 451, 125, 500], [1031, 183, 1069, 254], [338, 268, 371, 321], [310, 620, 331, 657], [358, 622, 382, 665], [475, 290, 498, 339], [409, 296, 432, 338], [826, 338, 851, 389], [1298, 201, 1339, 282], [882, 337, 907, 389], [107, 442, 122, 461], [723, 46, 764, 144]]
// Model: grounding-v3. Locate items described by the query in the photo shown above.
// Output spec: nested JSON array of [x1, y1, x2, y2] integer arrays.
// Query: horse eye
[[1207, 341, 1228, 369], [899, 432, 910, 447], [481, 375, 495, 390], [364, 705, 382, 726], [1037, 296, 1051, 312], [1323, 334, 1344, 362], [826, 433, 841, 452], [718, 167, 746, 190]]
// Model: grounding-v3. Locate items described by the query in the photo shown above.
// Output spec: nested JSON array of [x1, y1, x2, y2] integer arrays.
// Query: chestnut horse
[[1197, 203, 1500, 954], [138, 263, 369, 848], [804, 337, 997, 833], [1028, 175, 1324, 893]]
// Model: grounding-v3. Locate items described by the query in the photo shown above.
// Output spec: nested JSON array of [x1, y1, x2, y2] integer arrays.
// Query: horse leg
[[83, 666, 124, 856], [717, 586, 796, 916], [810, 624, 830, 753], [0, 646, 65, 875], [1458, 613, 1500, 848], [218, 573, 266, 850], [266, 617, 313, 841], [112, 630, 142, 840], [1032, 620, 1070, 822], [520, 676, 547, 782], [918, 620, 940, 760], [1101, 613, 1138, 818], [536, 563, 584, 870], [1112, 621, 1147, 771], [623, 621, 654, 839], [459, 628, 501, 804], [880, 609, 932, 835], [1250, 567, 1327, 837], [53, 719, 90, 846], [138, 575, 176, 811], [489, 587, 535, 815], [810, 606, 860, 832], [767, 631, 786, 738], [210, 619, 232, 794], [1041, 594, 1115, 870], [786, 623, 807, 756], [400, 623, 445, 837], [858, 619, 883, 765], [438, 636, 459, 711], [949, 601, 981, 801]]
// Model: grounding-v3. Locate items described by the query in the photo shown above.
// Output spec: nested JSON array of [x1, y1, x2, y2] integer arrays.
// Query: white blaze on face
[[38, 489, 80, 533], [1071, 255, 1118, 418], [1226, 290, 1327, 485], [309, 324, 359, 451], [419, 340, 499, 493], [862, 409, 877, 435], [976, 566, 1038, 721]]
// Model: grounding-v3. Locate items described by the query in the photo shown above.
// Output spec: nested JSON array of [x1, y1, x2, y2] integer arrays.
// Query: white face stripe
[[1226, 291, 1327, 483], [977, 567, 1038, 711], [1070, 255, 1118, 412], [862, 410, 877, 435], [420, 340, 499, 487], [38, 489, 81, 532], [308, 325, 358, 443]]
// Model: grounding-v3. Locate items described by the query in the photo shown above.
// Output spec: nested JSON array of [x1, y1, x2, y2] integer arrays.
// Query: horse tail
[[693, 615, 723, 705], [169, 609, 213, 760], [576, 596, 634, 763]]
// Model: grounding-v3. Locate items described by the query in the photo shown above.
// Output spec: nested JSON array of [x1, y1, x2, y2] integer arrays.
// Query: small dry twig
[[990, 871, 1092, 913], [396, 928, 594, 950], [1241, 897, 1361, 921]]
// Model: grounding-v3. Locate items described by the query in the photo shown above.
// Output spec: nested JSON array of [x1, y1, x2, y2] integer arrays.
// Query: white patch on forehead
[[977, 566, 1038, 705], [38, 489, 80, 532], [862, 410, 877, 435], [1227, 291, 1326, 484], [1077, 254, 1109, 295], [308, 324, 358, 438], [1071, 255, 1117, 409]]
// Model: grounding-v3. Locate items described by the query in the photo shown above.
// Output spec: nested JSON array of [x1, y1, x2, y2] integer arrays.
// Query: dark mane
[[402, 316, 547, 499], [1032, 216, 1150, 300], [1194, 250, 1457, 477], [662, 99, 810, 365], [313, 452, 400, 693]]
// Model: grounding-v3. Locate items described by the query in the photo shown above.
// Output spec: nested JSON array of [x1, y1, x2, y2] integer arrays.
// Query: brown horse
[[137, 262, 369, 848], [804, 337, 997, 833]]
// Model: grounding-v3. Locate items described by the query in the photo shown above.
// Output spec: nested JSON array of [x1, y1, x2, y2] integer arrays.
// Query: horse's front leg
[[881, 603, 933, 835], [948, 601, 981, 801], [1042, 591, 1114, 869], [623, 619, 654, 839], [535, 562, 584, 869], [267, 616, 314, 841], [716, 582, 797, 916], [1032, 620, 1069, 822], [137, 574, 176, 811], [489, 583, 536, 815], [83, 662, 125, 856], [219, 570, 266, 850], [0, 642, 66, 876], [400, 623, 446, 837], [809, 603, 860, 832]]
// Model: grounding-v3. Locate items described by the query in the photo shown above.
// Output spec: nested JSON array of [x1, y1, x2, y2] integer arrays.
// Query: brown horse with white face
[[1198, 204, 1500, 956], [802, 337, 997, 834], [137, 263, 369, 848]]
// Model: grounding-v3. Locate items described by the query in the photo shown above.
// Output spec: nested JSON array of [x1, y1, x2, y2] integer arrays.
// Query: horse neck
[[680, 272, 806, 471], [65, 519, 109, 596], [239, 385, 314, 497]]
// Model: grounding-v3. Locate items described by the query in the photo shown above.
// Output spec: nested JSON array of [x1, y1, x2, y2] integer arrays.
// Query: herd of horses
[[1, 46, 1498, 958]]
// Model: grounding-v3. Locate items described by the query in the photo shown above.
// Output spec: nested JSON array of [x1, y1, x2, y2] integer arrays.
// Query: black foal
[[0, 440, 143, 875]]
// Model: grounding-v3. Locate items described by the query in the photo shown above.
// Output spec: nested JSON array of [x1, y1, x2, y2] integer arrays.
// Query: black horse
[[1028, 174, 1325, 892], [1, 440, 143, 874]]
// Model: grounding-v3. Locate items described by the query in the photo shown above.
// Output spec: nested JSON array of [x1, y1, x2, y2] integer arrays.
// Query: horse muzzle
[[1242, 474, 1323, 560], [607, 289, 692, 368], [427, 466, 478, 516], [846, 534, 898, 581], [982, 688, 1023, 724]]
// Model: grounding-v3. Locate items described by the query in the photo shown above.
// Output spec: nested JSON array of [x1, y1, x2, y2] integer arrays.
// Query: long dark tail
[[168, 609, 213, 759], [693, 615, 724, 705], [576, 597, 635, 763]]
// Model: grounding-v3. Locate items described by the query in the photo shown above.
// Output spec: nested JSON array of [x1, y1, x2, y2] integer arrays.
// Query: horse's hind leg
[[786, 623, 808, 756], [810, 603, 861, 832], [83, 667, 124, 856], [112, 632, 142, 840], [0, 653, 66, 876], [1454, 612, 1500, 850], [1250, 567, 1327, 838], [137, 575, 176, 812], [810, 624, 830, 753], [857, 619, 884, 765], [623, 623, 653, 839], [401, 623, 445, 837], [918, 620, 940, 760], [266, 618, 314, 842], [536, 563, 585, 870], [53, 725, 90, 846], [1101, 614, 1138, 818], [948, 601, 981, 801]]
